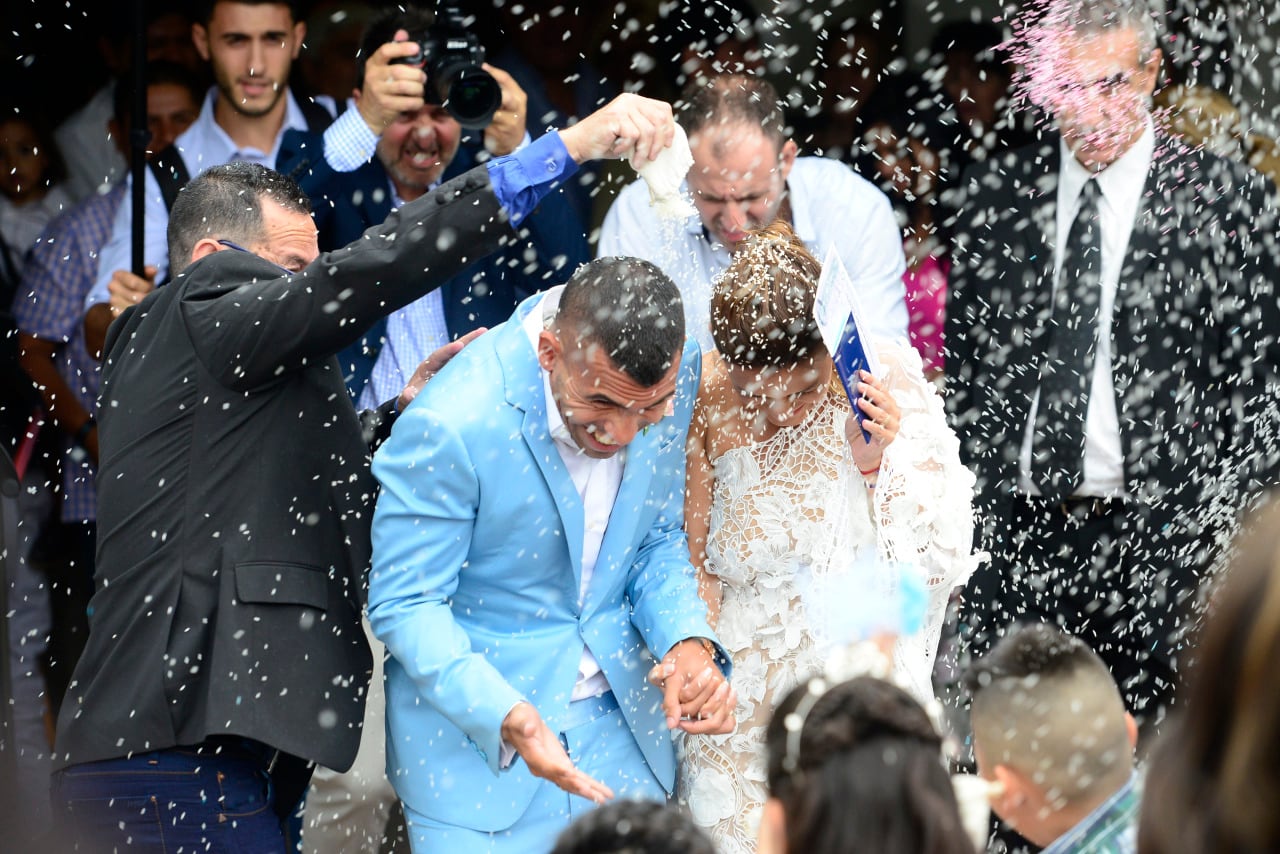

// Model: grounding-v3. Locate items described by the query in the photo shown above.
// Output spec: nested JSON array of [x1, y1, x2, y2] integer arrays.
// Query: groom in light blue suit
[[368, 257, 735, 853]]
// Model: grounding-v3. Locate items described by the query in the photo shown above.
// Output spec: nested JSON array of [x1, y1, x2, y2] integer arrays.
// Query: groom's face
[[538, 331, 681, 459]]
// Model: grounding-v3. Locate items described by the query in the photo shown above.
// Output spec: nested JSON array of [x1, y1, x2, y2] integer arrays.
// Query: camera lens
[[439, 65, 501, 129]]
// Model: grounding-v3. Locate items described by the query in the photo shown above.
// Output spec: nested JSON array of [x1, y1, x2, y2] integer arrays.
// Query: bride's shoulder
[[695, 351, 735, 405]]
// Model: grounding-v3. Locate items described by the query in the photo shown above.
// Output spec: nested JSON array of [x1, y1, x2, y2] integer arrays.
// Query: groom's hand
[[648, 638, 736, 735], [500, 701, 615, 803]]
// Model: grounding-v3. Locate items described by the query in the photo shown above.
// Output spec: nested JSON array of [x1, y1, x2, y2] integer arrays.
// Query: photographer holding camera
[[279, 7, 591, 852], [279, 4, 589, 415]]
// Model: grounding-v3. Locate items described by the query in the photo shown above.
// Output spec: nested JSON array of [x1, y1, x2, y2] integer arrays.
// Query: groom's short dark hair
[[555, 257, 685, 386]]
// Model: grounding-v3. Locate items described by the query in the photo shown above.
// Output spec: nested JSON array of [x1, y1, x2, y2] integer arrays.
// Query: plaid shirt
[[1043, 775, 1140, 854], [11, 183, 124, 522]]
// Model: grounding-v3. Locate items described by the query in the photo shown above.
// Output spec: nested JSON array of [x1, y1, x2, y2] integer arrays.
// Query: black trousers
[[960, 494, 1198, 741]]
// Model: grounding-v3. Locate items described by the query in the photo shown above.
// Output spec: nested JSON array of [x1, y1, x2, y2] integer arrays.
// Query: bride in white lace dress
[[677, 222, 980, 854]]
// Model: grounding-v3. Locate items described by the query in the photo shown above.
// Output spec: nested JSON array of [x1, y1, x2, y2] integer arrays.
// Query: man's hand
[[356, 29, 427, 137], [646, 638, 736, 735], [107, 267, 157, 317], [481, 64, 528, 156], [396, 327, 486, 411], [558, 93, 675, 166], [500, 701, 615, 803]]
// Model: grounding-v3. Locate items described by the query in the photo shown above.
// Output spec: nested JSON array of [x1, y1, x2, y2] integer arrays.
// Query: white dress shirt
[[1019, 118, 1155, 498], [87, 86, 343, 305], [520, 286, 620, 702], [598, 156, 909, 352]]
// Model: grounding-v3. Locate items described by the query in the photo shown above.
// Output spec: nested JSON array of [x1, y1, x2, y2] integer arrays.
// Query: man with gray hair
[[946, 0, 1280, 741], [965, 623, 1139, 853]]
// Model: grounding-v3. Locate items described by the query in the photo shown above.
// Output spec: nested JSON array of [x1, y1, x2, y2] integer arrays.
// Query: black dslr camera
[[392, 6, 501, 129]]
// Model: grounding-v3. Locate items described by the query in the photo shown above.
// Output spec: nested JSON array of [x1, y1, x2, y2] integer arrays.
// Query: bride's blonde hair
[[710, 220, 826, 369]]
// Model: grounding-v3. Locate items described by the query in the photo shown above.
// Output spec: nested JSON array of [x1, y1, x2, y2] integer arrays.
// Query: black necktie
[[1032, 178, 1102, 501]]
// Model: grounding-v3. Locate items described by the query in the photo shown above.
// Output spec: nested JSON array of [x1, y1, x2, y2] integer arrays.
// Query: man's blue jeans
[[52, 739, 290, 853]]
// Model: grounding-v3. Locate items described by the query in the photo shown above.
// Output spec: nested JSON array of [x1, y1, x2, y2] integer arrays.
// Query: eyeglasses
[[216, 239, 293, 275]]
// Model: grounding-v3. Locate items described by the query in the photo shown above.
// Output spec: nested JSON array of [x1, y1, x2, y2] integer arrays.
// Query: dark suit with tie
[[52, 165, 517, 812], [946, 133, 1280, 728], [277, 132, 589, 400]]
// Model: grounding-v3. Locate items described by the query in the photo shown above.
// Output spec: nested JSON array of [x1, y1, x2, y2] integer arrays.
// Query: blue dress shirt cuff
[[485, 131, 578, 227], [323, 107, 380, 172]]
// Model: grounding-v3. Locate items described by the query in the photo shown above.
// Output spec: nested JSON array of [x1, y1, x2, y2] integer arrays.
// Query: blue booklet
[[814, 248, 882, 444]]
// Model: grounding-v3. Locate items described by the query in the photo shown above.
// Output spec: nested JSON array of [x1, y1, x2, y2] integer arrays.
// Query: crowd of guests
[[1, 0, 1279, 852]]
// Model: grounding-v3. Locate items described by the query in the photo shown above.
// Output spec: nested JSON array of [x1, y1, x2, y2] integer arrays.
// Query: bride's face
[[725, 358, 832, 429]]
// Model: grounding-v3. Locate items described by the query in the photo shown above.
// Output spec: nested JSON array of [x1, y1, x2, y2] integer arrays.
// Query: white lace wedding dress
[[677, 340, 980, 854]]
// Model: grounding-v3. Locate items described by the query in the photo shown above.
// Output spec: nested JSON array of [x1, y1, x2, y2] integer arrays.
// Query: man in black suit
[[49, 91, 678, 852], [946, 0, 1280, 746]]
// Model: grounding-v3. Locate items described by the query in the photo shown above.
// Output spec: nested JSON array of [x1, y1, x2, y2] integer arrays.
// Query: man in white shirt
[[598, 72, 908, 352], [947, 0, 1280, 745]]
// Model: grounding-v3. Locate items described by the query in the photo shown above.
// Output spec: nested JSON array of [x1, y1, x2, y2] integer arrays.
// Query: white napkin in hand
[[631, 123, 696, 220]]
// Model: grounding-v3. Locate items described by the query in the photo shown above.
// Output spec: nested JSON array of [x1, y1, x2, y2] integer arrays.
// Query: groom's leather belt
[[1021, 494, 1127, 519]]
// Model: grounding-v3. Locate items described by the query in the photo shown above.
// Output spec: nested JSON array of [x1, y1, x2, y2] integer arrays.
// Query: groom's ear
[[537, 330, 561, 373]]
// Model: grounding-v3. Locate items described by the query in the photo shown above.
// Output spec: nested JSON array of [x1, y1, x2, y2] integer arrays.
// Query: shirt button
[[546, 159, 557, 173]]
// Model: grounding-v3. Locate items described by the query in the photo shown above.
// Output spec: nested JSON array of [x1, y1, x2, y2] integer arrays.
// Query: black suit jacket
[[54, 166, 512, 775], [946, 133, 1280, 581]]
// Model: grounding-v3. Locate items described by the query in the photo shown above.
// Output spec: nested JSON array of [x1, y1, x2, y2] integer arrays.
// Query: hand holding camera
[[356, 30, 429, 137], [481, 63, 528, 156]]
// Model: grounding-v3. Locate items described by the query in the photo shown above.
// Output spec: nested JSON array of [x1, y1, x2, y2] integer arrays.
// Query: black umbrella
[[130, 0, 148, 276]]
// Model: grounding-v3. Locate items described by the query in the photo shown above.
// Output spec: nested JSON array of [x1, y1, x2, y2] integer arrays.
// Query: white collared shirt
[[1019, 118, 1155, 497], [521, 287, 621, 700], [598, 156, 908, 352], [88, 87, 326, 303]]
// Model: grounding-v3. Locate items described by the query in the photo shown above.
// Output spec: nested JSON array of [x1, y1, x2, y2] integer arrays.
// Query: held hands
[[646, 638, 736, 735], [107, 266, 157, 317], [396, 326, 486, 411], [357, 30, 428, 136], [558, 93, 676, 166], [844, 370, 901, 477], [481, 64, 528, 156], [500, 701, 615, 803]]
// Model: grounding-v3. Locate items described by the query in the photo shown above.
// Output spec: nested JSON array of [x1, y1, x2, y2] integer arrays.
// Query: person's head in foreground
[[537, 257, 685, 458], [549, 798, 716, 854], [1021, 0, 1161, 172], [761, 675, 975, 854], [677, 73, 797, 250], [965, 622, 1137, 849], [710, 219, 831, 431], [167, 160, 317, 277], [1138, 494, 1280, 854]]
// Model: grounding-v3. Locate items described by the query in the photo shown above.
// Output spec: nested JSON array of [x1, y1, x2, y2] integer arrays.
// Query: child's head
[[0, 108, 65, 205], [762, 675, 974, 854], [965, 623, 1136, 848]]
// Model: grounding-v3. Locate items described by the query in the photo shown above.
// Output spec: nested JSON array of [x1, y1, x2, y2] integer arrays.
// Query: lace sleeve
[[869, 339, 986, 691]]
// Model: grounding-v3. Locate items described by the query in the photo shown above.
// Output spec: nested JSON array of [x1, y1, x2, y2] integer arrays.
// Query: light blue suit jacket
[[368, 292, 724, 830]]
